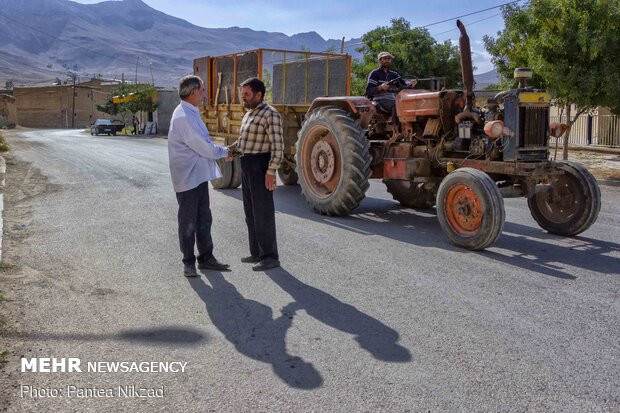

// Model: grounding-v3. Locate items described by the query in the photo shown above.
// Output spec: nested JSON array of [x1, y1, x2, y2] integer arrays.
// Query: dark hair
[[179, 75, 202, 99], [240, 77, 265, 99]]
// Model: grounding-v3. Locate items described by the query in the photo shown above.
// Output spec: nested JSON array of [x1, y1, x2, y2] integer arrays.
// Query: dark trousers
[[175, 181, 214, 265], [374, 94, 399, 127], [241, 153, 279, 261]]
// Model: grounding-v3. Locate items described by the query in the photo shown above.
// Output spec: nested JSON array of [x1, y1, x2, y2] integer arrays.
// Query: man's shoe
[[252, 258, 280, 271], [241, 256, 261, 263], [183, 264, 198, 277], [197, 258, 230, 271]]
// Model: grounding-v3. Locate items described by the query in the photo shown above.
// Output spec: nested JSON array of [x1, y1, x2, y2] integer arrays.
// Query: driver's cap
[[378, 51, 393, 60]]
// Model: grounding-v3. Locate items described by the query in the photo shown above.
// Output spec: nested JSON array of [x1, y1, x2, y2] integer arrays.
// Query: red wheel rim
[[444, 183, 483, 235]]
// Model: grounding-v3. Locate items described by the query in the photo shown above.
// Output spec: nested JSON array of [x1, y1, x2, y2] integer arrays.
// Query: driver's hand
[[379, 83, 390, 91]]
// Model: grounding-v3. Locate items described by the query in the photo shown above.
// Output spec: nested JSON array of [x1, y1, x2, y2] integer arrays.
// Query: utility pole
[[135, 55, 140, 84], [149, 61, 154, 86], [71, 74, 76, 129]]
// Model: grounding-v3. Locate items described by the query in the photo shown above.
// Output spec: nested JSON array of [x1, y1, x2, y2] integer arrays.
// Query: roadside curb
[[569, 144, 620, 155], [597, 179, 620, 188]]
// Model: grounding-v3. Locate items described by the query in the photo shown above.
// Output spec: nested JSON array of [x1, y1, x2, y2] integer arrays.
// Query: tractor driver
[[365, 52, 416, 131]]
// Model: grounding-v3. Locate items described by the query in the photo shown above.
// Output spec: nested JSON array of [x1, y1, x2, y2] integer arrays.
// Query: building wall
[[154, 89, 179, 134], [14, 79, 120, 128], [0, 94, 17, 128]]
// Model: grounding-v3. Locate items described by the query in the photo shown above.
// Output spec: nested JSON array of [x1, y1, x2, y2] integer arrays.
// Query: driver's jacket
[[365, 67, 406, 99]]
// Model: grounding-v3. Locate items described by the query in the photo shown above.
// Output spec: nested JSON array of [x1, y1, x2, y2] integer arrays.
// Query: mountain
[[473, 69, 500, 90], [0, 0, 361, 86]]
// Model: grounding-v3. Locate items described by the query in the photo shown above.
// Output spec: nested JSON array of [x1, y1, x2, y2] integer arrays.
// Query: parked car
[[90, 119, 115, 136], [111, 119, 125, 133]]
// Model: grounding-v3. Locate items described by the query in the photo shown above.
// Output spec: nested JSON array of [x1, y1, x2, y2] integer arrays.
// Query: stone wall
[[0, 94, 17, 128]]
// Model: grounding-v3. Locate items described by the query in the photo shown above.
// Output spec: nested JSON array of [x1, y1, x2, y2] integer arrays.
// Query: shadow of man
[[187, 273, 323, 389], [265, 268, 412, 363]]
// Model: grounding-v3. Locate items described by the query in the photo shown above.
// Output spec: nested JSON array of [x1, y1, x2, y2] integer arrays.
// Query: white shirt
[[168, 101, 228, 192]]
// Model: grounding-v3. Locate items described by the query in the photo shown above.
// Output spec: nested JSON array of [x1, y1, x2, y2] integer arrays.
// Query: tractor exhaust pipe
[[455, 20, 481, 124]]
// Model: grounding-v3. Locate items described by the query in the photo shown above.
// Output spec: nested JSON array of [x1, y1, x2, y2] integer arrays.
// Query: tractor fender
[[307, 97, 376, 129]]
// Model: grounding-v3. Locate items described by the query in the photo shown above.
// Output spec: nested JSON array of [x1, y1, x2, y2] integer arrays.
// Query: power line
[[259, 0, 520, 67], [340, 0, 522, 52], [1, 1, 521, 84]]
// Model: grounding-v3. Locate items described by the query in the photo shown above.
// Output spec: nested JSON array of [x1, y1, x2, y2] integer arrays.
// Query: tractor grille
[[519, 106, 549, 147]]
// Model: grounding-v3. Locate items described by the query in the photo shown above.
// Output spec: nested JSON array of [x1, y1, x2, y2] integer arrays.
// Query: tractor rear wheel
[[296, 106, 371, 215], [278, 161, 298, 185], [527, 161, 600, 235], [384, 180, 436, 209], [437, 168, 505, 250], [212, 157, 241, 189]]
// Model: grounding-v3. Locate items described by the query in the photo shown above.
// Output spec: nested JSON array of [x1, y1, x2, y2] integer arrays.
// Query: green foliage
[[351, 17, 462, 95], [484, 0, 620, 114], [125, 84, 158, 115], [0, 132, 9, 152], [483, 84, 501, 90], [97, 83, 158, 133], [262, 68, 273, 104]]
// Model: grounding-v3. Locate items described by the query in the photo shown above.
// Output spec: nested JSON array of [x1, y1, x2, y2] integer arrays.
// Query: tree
[[262, 68, 273, 104], [351, 18, 462, 95], [125, 84, 158, 116], [484, 0, 620, 158], [97, 83, 158, 134]]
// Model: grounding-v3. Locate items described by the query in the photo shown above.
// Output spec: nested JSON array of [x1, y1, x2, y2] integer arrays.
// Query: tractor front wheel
[[527, 161, 600, 236], [437, 168, 505, 250], [296, 106, 371, 215]]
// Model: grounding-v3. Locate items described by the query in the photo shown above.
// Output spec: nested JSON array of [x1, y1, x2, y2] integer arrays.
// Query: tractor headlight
[[484, 120, 504, 138], [550, 122, 568, 138]]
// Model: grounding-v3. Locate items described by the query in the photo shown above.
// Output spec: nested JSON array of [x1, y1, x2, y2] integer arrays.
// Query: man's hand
[[226, 150, 233, 161], [265, 173, 277, 191], [227, 143, 241, 158], [378, 83, 391, 91]]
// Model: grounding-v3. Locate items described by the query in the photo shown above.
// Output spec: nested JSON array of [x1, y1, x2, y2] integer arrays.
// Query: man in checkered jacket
[[228, 77, 284, 271]]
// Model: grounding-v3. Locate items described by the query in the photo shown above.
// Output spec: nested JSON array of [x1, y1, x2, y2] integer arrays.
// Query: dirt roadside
[[563, 148, 620, 182], [0, 152, 60, 412]]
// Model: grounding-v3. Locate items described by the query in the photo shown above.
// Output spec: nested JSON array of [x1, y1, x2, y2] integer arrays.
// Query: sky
[[72, 0, 515, 73]]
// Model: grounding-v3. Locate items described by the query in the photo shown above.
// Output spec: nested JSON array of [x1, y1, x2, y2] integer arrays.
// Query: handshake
[[226, 143, 242, 161]]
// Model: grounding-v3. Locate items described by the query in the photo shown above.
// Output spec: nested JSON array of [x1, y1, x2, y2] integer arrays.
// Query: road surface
[[1, 129, 618, 412]]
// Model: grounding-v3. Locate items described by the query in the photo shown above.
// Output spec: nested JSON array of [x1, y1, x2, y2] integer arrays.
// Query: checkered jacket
[[237, 102, 284, 175]]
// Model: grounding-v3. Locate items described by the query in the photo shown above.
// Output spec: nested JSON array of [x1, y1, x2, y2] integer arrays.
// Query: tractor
[[294, 20, 601, 249]]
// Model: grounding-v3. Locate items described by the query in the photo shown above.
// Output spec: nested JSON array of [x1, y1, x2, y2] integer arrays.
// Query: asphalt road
[[1, 129, 619, 412]]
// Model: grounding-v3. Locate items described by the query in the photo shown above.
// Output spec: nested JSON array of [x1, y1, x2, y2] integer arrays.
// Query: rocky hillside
[[0, 0, 360, 86]]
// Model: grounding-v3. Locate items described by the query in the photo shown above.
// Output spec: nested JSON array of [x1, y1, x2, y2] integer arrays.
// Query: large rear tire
[[296, 106, 371, 215], [384, 180, 436, 209], [527, 161, 600, 235], [437, 168, 505, 250], [212, 157, 241, 189]]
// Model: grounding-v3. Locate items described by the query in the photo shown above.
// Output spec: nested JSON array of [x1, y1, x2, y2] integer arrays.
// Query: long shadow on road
[[187, 272, 323, 389], [3, 327, 208, 346], [188, 268, 411, 389], [217, 185, 619, 280], [264, 267, 412, 363]]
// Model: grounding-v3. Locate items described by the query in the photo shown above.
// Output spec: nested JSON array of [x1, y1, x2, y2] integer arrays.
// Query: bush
[[0, 132, 9, 152]]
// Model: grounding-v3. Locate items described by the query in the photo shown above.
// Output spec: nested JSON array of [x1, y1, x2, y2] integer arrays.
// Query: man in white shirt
[[168, 75, 231, 277]]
